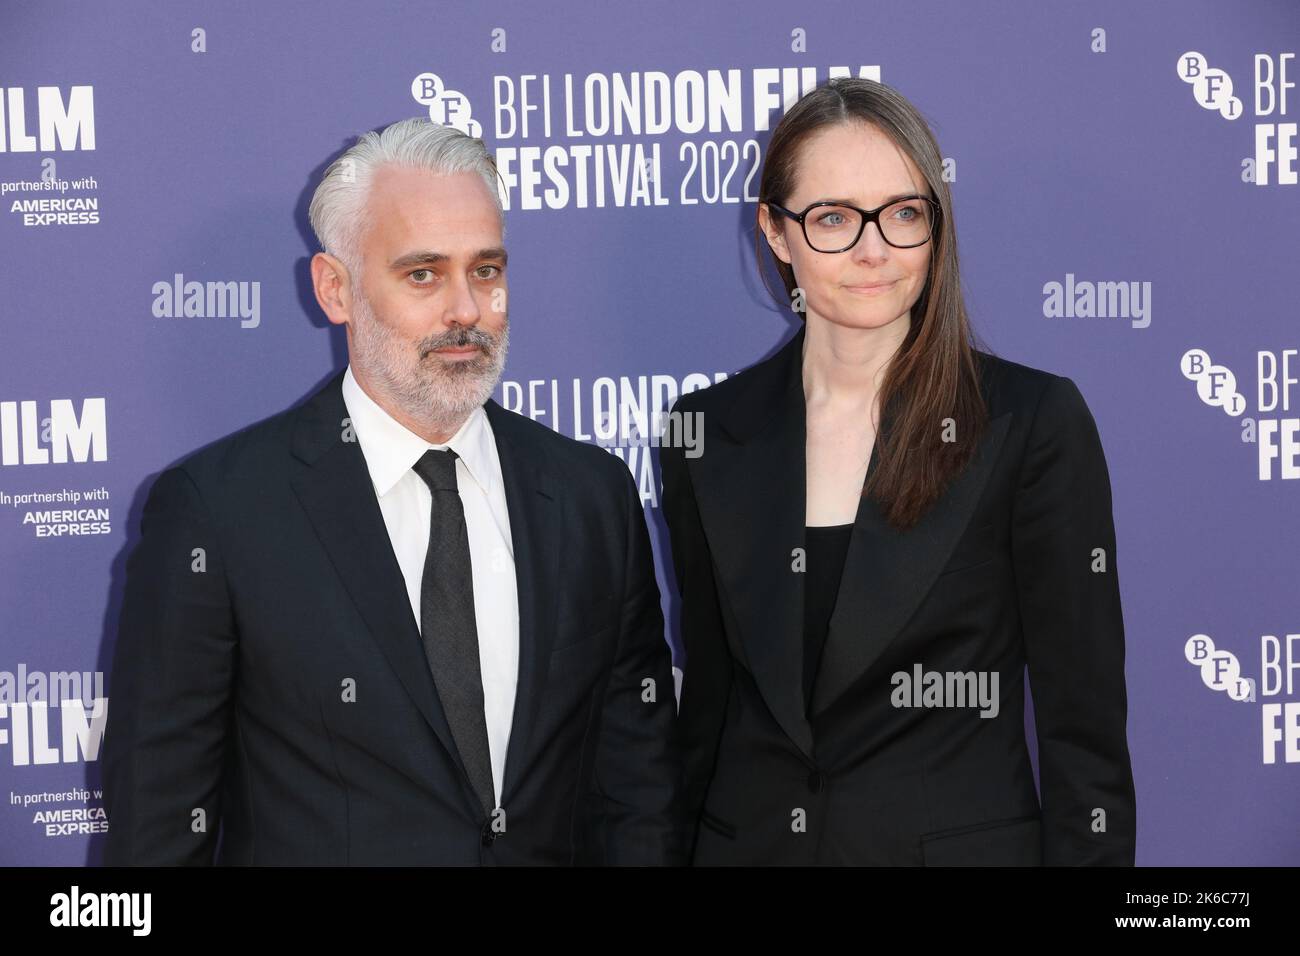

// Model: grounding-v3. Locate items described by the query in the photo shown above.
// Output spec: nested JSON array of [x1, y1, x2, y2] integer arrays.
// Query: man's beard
[[349, 288, 509, 438]]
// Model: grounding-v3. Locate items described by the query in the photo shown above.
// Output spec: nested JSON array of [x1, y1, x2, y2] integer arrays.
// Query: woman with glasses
[[660, 77, 1136, 866]]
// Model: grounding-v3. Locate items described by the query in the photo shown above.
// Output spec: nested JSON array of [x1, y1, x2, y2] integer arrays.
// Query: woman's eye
[[816, 213, 844, 226]]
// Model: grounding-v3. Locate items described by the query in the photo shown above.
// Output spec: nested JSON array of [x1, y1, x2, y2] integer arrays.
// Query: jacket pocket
[[553, 594, 617, 650], [920, 813, 1041, 866], [549, 622, 614, 659], [938, 522, 999, 577], [698, 808, 737, 840]]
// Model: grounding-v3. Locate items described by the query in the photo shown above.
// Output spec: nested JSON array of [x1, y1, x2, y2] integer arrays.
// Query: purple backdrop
[[1, 0, 1297, 865]]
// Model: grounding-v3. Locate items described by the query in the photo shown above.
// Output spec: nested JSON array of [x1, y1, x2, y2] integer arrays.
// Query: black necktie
[[412, 448, 495, 817]]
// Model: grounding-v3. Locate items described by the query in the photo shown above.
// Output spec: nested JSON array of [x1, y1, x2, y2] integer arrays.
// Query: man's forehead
[[367, 164, 496, 214], [363, 165, 502, 253]]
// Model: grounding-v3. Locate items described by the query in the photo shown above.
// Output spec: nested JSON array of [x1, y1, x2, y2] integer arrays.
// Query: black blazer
[[102, 370, 682, 865], [660, 326, 1136, 865]]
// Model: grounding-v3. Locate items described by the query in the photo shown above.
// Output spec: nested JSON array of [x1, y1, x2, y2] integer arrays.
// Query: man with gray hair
[[102, 118, 684, 865]]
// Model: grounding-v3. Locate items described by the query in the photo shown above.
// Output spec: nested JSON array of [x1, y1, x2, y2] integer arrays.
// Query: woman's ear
[[757, 203, 792, 265]]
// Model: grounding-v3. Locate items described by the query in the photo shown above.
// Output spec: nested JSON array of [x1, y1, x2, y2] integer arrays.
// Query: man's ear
[[311, 252, 354, 328], [757, 203, 792, 265]]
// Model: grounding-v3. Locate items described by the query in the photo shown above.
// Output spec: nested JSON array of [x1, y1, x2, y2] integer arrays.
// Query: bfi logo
[[1186, 632, 1300, 764], [1181, 348, 1300, 480], [1177, 52, 1296, 185]]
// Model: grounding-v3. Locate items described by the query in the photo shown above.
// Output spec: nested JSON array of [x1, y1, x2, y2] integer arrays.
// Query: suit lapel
[[483, 399, 561, 807], [288, 375, 562, 810], [689, 329, 814, 760], [691, 328, 1013, 752], [289, 370, 463, 766], [809, 408, 1011, 717]]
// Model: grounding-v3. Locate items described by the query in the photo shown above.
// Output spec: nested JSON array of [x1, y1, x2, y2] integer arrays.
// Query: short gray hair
[[307, 117, 503, 276]]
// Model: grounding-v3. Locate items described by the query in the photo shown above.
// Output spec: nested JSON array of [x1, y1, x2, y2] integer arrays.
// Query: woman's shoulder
[[670, 331, 799, 417], [671, 367, 755, 418], [974, 349, 1090, 418], [669, 339, 1096, 427], [973, 349, 1102, 442]]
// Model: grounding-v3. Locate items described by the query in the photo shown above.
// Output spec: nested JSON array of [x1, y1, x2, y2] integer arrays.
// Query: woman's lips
[[844, 280, 897, 295]]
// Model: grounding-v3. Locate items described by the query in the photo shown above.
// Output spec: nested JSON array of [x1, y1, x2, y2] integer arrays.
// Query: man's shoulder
[[168, 379, 329, 490], [486, 401, 631, 491]]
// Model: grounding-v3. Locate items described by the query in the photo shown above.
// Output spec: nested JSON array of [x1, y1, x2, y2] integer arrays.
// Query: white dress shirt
[[341, 365, 518, 808]]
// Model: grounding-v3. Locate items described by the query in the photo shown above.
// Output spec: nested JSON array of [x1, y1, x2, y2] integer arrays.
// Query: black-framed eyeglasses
[[767, 195, 940, 252]]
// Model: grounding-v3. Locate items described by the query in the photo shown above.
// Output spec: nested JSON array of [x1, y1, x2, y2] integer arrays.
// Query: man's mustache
[[420, 325, 499, 356]]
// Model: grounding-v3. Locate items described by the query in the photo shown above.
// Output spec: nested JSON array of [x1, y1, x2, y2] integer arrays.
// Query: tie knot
[[413, 448, 459, 492]]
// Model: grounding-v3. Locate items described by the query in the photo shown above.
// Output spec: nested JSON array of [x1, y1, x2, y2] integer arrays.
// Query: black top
[[802, 522, 854, 714]]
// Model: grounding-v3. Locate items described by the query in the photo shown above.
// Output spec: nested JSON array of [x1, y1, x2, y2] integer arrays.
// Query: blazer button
[[481, 820, 498, 846], [807, 771, 826, 794]]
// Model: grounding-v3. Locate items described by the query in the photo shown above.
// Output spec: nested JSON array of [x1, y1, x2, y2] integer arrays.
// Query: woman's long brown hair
[[756, 77, 992, 532]]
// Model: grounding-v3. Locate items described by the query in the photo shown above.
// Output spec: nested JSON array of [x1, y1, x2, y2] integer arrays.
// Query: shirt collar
[[341, 365, 497, 499]]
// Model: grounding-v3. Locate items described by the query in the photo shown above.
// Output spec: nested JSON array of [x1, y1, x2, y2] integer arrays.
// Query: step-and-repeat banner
[[1, 1, 1296, 865]]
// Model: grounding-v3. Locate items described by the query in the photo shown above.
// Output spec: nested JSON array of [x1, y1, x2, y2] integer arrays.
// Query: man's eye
[[476, 265, 503, 279], [410, 269, 433, 283]]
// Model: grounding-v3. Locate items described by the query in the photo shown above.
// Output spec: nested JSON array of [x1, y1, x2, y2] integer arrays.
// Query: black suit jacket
[[102, 370, 683, 865], [660, 326, 1136, 865]]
